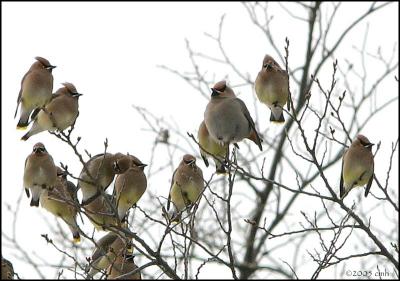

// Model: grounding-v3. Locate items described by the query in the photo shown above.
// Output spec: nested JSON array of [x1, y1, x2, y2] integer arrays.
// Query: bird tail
[[200, 153, 209, 167], [215, 158, 227, 174], [170, 212, 182, 223], [17, 108, 32, 130], [30, 198, 40, 207], [247, 130, 263, 151], [73, 233, 81, 243], [21, 122, 44, 141], [65, 218, 81, 243], [30, 185, 43, 207], [21, 131, 32, 141], [270, 109, 285, 123]]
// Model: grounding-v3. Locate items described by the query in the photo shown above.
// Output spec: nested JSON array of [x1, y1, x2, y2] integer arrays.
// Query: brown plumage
[[78, 153, 125, 205], [114, 156, 147, 221], [84, 193, 119, 230], [167, 154, 204, 221], [198, 120, 228, 174], [21, 82, 82, 140], [40, 167, 81, 243], [204, 80, 263, 151], [107, 252, 141, 280], [15, 56, 56, 129], [86, 232, 132, 279], [255, 54, 289, 123], [23, 142, 57, 207], [340, 134, 375, 199], [1, 257, 14, 280]]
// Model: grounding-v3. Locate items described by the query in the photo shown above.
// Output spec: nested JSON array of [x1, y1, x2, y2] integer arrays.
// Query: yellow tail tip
[[17, 125, 28, 130], [127, 246, 134, 254], [73, 237, 81, 243]]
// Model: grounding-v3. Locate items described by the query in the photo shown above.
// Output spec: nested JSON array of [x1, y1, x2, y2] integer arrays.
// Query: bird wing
[[15, 70, 31, 118], [29, 108, 41, 123], [91, 234, 118, 262], [66, 181, 79, 202], [200, 153, 209, 167], [234, 98, 263, 150], [339, 157, 345, 199], [364, 163, 374, 197], [23, 157, 30, 197], [166, 168, 177, 211]]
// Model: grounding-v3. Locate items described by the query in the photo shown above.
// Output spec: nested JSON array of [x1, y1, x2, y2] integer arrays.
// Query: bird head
[[183, 154, 196, 168], [356, 134, 374, 150], [62, 82, 83, 97], [35, 56, 56, 71], [33, 142, 47, 154], [210, 80, 235, 98], [262, 54, 280, 72]]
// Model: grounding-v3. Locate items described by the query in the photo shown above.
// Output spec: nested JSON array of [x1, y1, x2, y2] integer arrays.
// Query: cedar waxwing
[[198, 120, 228, 174], [85, 193, 119, 230], [86, 232, 133, 279], [114, 156, 147, 221], [255, 54, 289, 123], [78, 153, 125, 205], [107, 253, 141, 280], [15, 57, 56, 129], [204, 81, 263, 151], [21, 82, 82, 141], [23, 142, 57, 207], [167, 154, 204, 221], [40, 167, 81, 243], [340, 135, 375, 199], [1, 257, 14, 280]]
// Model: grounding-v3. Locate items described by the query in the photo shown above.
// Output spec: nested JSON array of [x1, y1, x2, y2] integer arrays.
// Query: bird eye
[[113, 162, 121, 172], [264, 63, 272, 70]]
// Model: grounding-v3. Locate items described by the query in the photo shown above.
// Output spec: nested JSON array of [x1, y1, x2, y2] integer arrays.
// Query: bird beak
[[211, 88, 219, 97], [139, 163, 147, 170], [74, 93, 83, 97], [46, 65, 57, 70], [366, 143, 375, 148]]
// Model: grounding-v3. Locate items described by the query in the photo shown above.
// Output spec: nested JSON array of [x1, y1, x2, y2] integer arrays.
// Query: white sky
[[1, 2, 398, 279]]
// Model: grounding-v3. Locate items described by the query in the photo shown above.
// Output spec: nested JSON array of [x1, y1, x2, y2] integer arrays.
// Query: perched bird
[[107, 253, 141, 280], [198, 120, 228, 174], [340, 135, 375, 199], [15, 57, 56, 129], [40, 167, 81, 243], [1, 257, 14, 280], [114, 156, 147, 221], [167, 154, 204, 221], [78, 153, 125, 205], [255, 54, 289, 123], [21, 82, 82, 141], [86, 232, 133, 279], [204, 80, 263, 151], [23, 142, 57, 207], [85, 193, 119, 230]]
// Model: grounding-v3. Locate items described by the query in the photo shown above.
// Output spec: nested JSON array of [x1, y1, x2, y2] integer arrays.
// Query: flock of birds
[[2, 55, 375, 279]]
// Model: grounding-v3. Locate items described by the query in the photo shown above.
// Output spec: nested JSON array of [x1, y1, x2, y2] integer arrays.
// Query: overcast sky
[[1, 2, 398, 279]]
